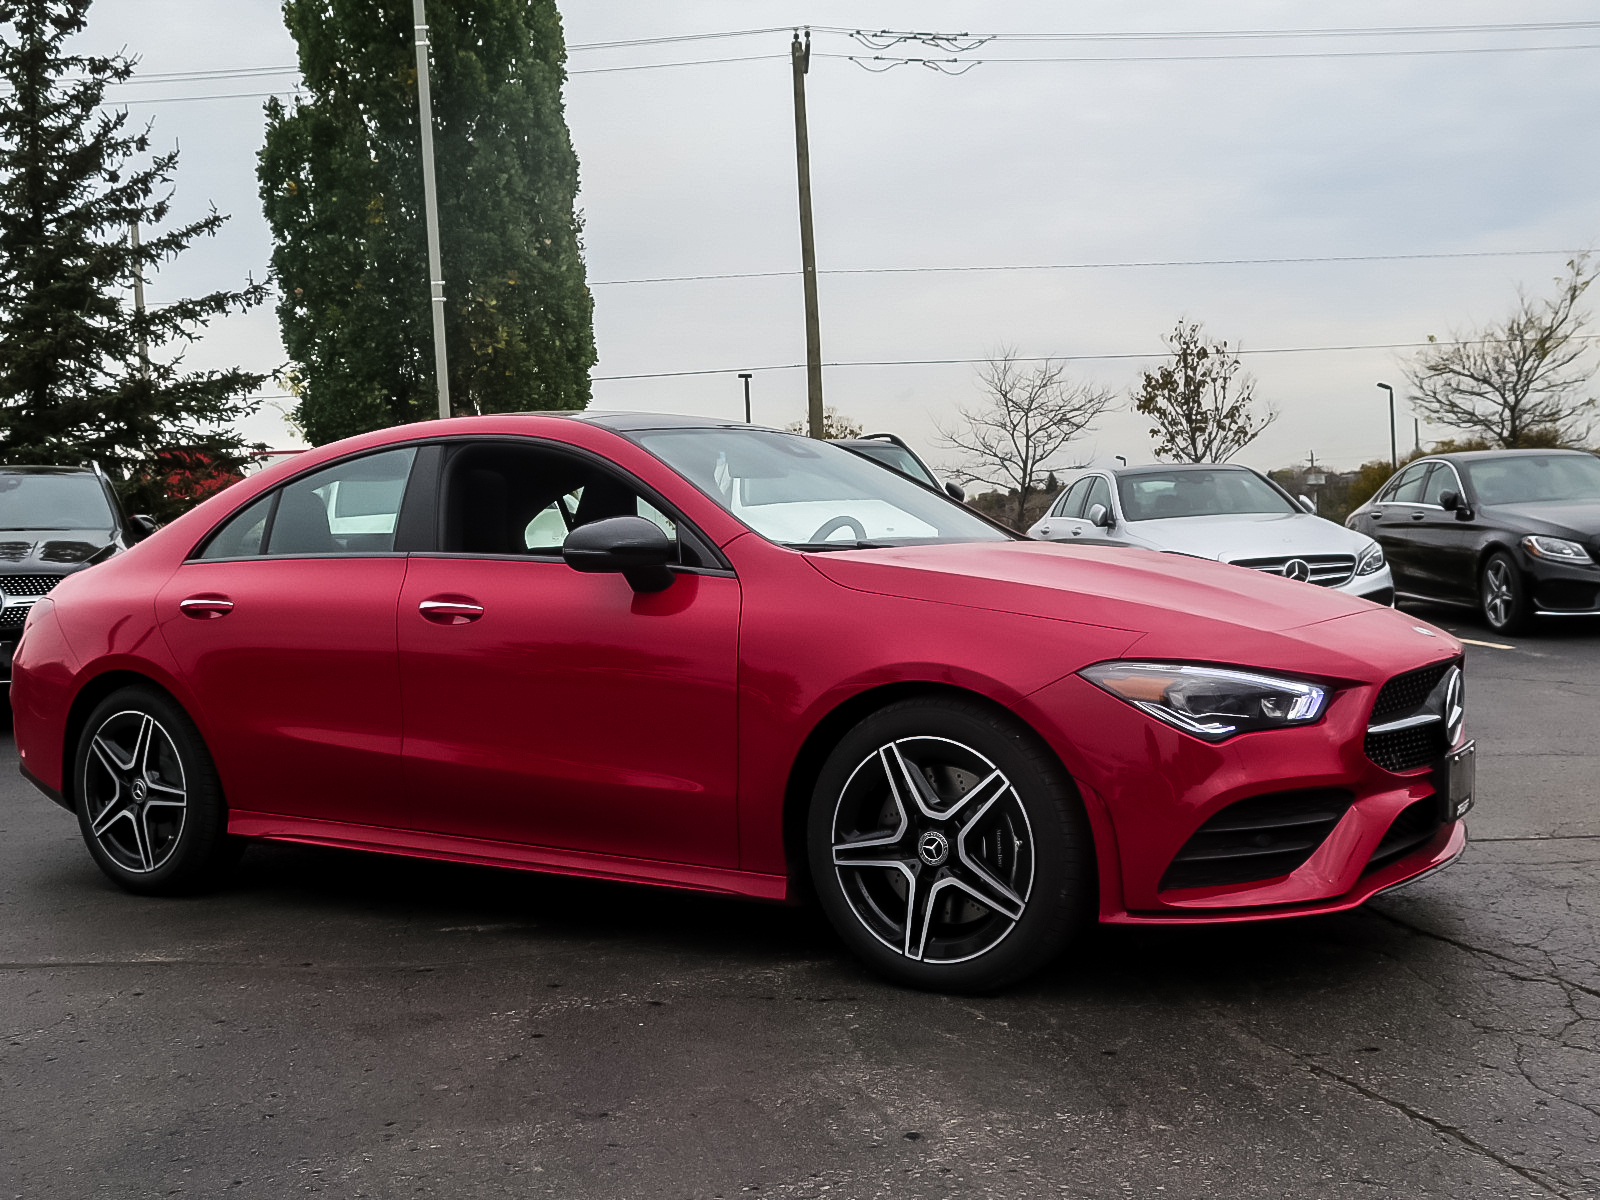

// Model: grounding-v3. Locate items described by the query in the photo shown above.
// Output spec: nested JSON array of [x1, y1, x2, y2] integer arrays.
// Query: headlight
[[1080, 661, 1330, 742], [1355, 541, 1385, 576], [1522, 535, 1594, 564]]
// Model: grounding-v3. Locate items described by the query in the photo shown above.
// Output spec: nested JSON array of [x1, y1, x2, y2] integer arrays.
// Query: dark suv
[[0, 466, 155, 682]]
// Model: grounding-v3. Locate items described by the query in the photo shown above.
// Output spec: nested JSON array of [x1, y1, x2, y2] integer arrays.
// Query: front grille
[[1160, 788, 1355, 891], [1371, 661, 1452, 723], [0, 604, 33, 627], [1364, 799, 1442, 874], [0, 575, 62, 597], [1365, 659, 1458, 772], [1231, 554, 1356, 587], [0, 542, 32, 562]]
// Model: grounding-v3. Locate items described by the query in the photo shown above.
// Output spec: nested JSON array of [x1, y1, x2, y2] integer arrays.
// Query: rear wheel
[[807, 696, 1093, 992], [73, 687, 239, 895], [1480, 551, 1529, 635]]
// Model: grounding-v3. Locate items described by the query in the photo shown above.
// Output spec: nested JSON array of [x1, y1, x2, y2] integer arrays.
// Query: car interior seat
[[269, 486, 337, 554]]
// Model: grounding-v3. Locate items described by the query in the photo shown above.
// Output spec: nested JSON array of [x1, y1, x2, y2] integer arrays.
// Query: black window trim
[[187, 443, 423, 564], [405, 434, 736, 576]]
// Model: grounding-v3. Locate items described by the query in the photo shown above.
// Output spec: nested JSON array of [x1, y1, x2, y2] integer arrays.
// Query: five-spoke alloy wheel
[[1480, 551, 1528, 635], [808, 697, 1092, 992], [74, 687, 236, 894]]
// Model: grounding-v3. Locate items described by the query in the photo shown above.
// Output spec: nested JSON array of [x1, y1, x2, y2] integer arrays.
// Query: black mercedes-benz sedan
[[0, 465, 155, 683], [1346, 449, 1600, 634]]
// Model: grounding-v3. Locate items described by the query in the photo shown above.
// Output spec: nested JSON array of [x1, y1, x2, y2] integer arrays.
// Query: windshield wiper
[[786, 540, 894, 552]]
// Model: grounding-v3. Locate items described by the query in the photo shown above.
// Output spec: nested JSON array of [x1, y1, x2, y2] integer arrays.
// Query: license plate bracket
[[1433, 740, 1475, 822]]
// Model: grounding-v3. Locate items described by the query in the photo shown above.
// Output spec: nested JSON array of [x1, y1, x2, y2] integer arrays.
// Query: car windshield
[[0, 473, 114, 530], [843, 441, 938, 487], [636, 427, 1008, 549], [1461, 454, 1600, 505], [1117, 469, 1296, 521]]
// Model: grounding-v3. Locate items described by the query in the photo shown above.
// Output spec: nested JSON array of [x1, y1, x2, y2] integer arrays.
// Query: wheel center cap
[[917, 830, 950, 867], [131, 779, 148, 803]]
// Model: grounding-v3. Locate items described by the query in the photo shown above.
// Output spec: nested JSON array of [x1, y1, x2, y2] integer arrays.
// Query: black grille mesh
[[0, 575, 62, 597], [1365, 658, 1459, 773], [0, 605, 31, 627], [1160, 789, 1355, 891], [1370, 661, 1452, 723]]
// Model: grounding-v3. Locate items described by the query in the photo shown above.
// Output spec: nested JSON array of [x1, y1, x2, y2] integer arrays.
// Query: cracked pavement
[[3, 608, 1597, 1198]]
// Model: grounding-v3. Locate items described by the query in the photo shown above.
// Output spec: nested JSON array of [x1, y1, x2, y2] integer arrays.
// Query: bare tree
[[786, 406, 863, 439], [1132, 321, 1276, 463], [938, 351, 1114, 528], [1405, 256, 1597, 448]]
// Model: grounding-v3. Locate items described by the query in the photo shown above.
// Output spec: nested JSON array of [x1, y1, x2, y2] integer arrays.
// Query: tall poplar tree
[[260, 0, 596, 445], [0, 0, 266, 515]]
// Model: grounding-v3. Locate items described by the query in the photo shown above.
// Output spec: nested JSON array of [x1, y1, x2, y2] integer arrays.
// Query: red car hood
[[806, 541, 1458, 682]]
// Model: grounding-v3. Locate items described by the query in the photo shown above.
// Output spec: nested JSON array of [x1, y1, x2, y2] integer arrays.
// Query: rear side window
[[194, 447, 417, 560], [1381, 463, 1429, 503]]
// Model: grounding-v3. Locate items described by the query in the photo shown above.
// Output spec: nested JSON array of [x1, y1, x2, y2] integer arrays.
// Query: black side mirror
[[943, 480, 966, 503], [1087, 503, 1113, 529], [129, 514, 158, 542], [1438, 490, 1474, 520], [562, 516, 675, 593]]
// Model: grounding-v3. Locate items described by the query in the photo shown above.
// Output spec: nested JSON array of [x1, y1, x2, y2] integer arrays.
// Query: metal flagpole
[[413, 0, 451, 419]]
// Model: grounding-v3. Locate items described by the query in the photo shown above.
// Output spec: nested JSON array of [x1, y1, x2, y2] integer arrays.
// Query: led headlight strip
[[1081, 662, 1330, 742]]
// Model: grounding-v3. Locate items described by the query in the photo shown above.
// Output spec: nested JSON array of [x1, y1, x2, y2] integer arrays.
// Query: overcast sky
[[79, 1, 1600, 473]]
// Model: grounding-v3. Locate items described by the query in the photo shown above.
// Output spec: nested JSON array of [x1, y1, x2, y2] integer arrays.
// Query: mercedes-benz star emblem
[[917, 831, 950, 867], [1443, 667, 1464, 744], [131, 779, 148, 803], [1282, 559, 1311, 582]]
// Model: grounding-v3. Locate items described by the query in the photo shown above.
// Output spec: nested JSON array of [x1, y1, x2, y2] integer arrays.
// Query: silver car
[[1027, 463, 1394, 604]]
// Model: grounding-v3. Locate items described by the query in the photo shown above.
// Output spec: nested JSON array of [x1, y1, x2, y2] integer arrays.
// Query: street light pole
[[1376, 382, 1396, 470], [790, 30, 824, 439], [738, 373, 753, 423], [413, 0, 450, 420]]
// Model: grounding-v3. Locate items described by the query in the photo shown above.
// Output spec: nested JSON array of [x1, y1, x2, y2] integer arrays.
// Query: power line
[[570, 53, 786, 75], [826, 42, 1600, 71], [590, 340, 1521, 382], [590, 249, 1587, 288]]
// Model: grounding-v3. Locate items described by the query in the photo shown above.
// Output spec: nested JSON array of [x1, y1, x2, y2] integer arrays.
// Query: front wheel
[[73, 686, 239, 895], [1480, 551, 1529, 636], [807, 696, 1093, 992]]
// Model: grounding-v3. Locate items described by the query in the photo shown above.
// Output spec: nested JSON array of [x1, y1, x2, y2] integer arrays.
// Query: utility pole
[[738, 372, 753, 423], [791, 29, 824, 439], [1376, 382, 1396, 470], [413, 0, 451, 420], [129, 222, 150, 381], [1414, 417, 1421, 452]]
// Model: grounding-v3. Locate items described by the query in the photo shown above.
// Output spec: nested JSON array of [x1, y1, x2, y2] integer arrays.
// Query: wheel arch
[[60, 670, 190, 814], [780, 680, 1095, 901]]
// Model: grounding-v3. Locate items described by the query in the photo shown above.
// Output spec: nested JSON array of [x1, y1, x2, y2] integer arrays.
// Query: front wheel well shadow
[[780, 681, 1087, 902], [60, 671, 186, 813]]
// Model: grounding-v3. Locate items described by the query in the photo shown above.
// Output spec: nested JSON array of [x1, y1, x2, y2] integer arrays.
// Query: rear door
[[155, 446, 420, 828]]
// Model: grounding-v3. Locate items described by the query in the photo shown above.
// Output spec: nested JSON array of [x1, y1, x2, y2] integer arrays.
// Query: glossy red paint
[[13, 413, 1469, 927]]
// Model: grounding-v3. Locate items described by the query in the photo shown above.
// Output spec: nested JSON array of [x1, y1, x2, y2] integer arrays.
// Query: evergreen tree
[[260, 0, 596, 445], [0, 0, 267, 517]]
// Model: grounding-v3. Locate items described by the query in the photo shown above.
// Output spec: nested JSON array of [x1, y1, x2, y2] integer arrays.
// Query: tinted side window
[[1055, 478, 1092, 518], [1083, 476, 1113, 519], [268, 448, 417, 556], [1388, 457, 1440, 499], [1420, 463, 1458, 506], [197, 492, 274, 559], [440, 441, 707, 566]]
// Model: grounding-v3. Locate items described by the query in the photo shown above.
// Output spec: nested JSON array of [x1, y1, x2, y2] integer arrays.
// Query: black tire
[[73, 686, 239, 895], [807, 696, 1093, 993], [1479, 551, 1529, 636]]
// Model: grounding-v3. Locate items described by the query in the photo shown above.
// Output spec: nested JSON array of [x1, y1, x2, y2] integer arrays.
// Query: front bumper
[[1520, 549, 1600, 615], [1337, 564, 1395, 606]]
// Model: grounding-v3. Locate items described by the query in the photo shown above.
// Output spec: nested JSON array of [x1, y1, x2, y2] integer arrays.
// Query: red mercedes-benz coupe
[[11, 414, 1472, 991]]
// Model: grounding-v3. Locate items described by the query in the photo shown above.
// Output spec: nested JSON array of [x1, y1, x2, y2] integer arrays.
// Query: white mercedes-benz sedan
[[1027, 463, 1394, 604]]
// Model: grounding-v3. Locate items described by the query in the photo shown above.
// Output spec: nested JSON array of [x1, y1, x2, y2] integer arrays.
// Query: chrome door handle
[[179, 596, 233, 619], [419, 598, 484, 625]]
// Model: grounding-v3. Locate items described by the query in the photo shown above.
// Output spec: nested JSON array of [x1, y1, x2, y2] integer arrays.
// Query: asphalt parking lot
[[3, 607, 1598, 1200]]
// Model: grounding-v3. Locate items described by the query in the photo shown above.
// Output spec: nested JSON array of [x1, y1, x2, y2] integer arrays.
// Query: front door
[[156, 446, 418, 827], [397, 439, 741, 868]]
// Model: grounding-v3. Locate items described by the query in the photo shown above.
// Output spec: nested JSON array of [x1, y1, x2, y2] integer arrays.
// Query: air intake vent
[[1363, 799, 1442, 874], [1160, 789, 1355, 891], [1370, 661, 1452, 723], [0, 575, 63, 597]]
